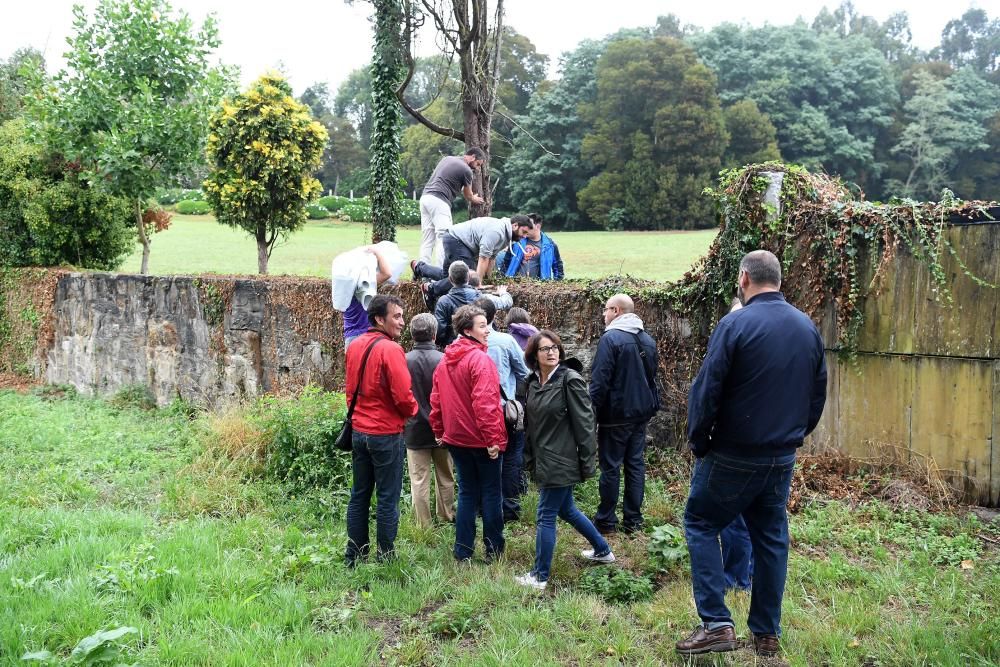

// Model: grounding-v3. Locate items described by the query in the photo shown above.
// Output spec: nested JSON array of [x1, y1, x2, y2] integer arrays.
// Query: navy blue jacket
[[589, 327, 660, 425], [687, 291, 828, 458], [434, 285, 479, 347]]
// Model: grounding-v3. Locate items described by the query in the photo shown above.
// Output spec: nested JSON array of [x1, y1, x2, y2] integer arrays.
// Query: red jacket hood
[[443, 335, 488, 366]]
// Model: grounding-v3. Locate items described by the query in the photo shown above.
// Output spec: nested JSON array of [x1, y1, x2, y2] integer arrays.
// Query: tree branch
[[395, 23, 466, 141], [494, 108, 558, 156]]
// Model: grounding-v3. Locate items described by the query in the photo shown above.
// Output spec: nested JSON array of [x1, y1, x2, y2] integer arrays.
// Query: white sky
[[1, 0, 992, 96]]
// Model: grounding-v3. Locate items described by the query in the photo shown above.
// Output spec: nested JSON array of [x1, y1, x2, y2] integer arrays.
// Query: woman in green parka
[[515, 330, 616, 591]]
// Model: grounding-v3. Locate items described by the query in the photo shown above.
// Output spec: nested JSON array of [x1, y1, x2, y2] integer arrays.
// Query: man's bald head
[[603, 293, 634, 325], [740, 250, 781, 288]]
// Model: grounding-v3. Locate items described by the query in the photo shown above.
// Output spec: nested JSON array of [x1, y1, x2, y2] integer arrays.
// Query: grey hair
[[740, 250, 782, 287], [448, 260, 470, 285], [409, 312, 438, 343]]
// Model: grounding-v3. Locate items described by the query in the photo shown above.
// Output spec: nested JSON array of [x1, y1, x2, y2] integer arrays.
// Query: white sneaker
[[514, 572, 547, 590], [581, 548, 616, 563]]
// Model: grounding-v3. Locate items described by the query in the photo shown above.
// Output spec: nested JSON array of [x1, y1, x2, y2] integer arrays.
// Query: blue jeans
[[684, 451, 796, 636], [345, 431, 405, 565], [595, 422, 647, 531], [501, 429, 525, 521], [449, 445, 504, 560], [413, 235, 477, 301], [722, 515, 753, 591], [533, 486, 610, 582]]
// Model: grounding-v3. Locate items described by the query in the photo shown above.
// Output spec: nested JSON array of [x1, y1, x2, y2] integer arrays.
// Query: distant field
[[121, 215, 717, 282]]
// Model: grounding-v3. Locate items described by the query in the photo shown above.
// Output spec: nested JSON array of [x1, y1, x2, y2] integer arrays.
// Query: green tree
[[0, 119, 134, 269], [692, 23, 897, 194], [298, 82, 368, 195], [203, 73, 328, 273], [25, 0, 231, 274], [887, 68, 1000, 198], [0, 48, 44, 123], [577, 36, 728, 230], [722, 100, 781, 166], [937, 9, 1000, 82], [506, 33, 646, 229]]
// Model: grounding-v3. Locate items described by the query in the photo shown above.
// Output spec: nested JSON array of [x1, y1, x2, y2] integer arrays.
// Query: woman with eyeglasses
[[515, 330, 614, 590]]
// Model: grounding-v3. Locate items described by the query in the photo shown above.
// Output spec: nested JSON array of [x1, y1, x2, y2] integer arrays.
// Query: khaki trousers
[[406, 447, 455, 527]]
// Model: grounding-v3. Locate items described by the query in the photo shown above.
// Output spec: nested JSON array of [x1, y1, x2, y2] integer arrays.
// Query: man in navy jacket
[[676, 250, 827, 658], [589, 293, 660, 534]]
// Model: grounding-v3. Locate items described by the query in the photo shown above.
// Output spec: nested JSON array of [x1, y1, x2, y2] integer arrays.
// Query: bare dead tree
[[397, 0, 504, 217]]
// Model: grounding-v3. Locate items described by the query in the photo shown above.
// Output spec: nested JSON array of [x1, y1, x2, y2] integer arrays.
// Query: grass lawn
[[1, 389, 998, 665], [119, 215, 717, 282]]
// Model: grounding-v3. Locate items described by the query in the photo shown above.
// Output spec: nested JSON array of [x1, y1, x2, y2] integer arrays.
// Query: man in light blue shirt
[[475, 297, 529, 522]]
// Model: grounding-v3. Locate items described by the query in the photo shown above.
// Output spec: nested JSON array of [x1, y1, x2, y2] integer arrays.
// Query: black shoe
[[621, 523, 643, 535]]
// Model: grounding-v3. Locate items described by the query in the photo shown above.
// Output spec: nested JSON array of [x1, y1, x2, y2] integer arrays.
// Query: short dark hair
[[368, 294, 404, 327], [465, 147, 486, 161], [505, 307, 531, 326], [452, 304, 486, 337], [739, 250, 782, 287], [528, 212, 543, 226], [474, 297, 497, 324], [510, 214, 534, 230], [448, 260, 470, 285], [524, 329, 565, 371]]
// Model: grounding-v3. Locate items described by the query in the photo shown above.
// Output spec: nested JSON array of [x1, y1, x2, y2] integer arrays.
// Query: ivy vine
[[670, 162, 997, 358], [368, 0, 404, 243]]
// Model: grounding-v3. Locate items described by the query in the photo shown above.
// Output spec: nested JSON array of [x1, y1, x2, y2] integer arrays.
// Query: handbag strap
[[628, 331, 656, 392], [345, 335, 385, 420]]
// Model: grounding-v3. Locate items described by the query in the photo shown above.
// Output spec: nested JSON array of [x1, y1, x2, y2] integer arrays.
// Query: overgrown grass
[[1, 389, 998, 665], [120, 215, 717, 282]]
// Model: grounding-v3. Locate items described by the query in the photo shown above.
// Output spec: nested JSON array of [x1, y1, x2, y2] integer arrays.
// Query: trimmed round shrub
[[176, 199, 212, 215], [317, 195, 350, 212], [339, 203, 371, 223], [398, 199, 420, 225], [306, 204, 330, 219]]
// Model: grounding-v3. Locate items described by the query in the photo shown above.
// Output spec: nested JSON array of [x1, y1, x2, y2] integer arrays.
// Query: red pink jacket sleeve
[[383, 343, 418, 421]]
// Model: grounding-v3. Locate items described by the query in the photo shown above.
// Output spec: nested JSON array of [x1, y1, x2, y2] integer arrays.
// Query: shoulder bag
[[334, 336, 384, 452]]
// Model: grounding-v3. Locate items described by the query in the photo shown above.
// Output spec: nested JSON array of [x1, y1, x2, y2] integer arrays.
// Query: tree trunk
[[334, 173, 340, 197], [256, 225, 269, 274], [135, 200, 151, 275]]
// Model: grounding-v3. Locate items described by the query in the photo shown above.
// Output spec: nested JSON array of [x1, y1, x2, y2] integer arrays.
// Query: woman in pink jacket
[[430, 304, 507, 562]]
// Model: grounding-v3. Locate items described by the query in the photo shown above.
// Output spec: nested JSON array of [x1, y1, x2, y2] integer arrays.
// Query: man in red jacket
[[344, 295, 419, 566], [429, 304, 507, 562]]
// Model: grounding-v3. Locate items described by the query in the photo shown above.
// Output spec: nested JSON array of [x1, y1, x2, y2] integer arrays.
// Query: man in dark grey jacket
[[676, 250, 827, 658], [404, 313, 454, 527], [434, 261, 480, 346], [589, 293, 660, 535]]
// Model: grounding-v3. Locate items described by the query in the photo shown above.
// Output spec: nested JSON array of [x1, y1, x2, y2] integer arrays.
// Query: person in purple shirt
[[344, 245, 393, 351], [504, 307, 539, 351]]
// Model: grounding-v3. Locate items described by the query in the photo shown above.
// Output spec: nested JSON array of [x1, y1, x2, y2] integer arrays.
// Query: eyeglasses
[[538, 345, 559, 354]]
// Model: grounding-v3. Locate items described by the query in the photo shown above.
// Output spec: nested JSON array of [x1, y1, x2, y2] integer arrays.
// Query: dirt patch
[[0, 373, 41, 392], [788, 452, 960, 513]]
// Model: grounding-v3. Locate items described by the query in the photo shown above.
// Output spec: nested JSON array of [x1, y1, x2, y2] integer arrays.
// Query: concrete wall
[[809, 223, 1000, 505]]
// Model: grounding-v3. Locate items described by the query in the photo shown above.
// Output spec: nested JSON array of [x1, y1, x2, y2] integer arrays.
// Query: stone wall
[[4, 219, 1000, 504]]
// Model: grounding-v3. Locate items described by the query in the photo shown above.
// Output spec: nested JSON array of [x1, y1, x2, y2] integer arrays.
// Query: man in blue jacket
[[589, 293, 660, 535], [676, 250, 827, 658], [497, 213, 564, 280]]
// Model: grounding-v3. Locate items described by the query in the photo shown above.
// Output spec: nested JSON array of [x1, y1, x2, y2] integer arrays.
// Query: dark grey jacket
[[524, 365, 597, 488], [404, 342, 444, 449]]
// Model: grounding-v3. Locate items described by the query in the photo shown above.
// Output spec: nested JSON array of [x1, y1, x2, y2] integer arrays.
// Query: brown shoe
[[675, 625, 738, 655], [752, 634, 780, 656]]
